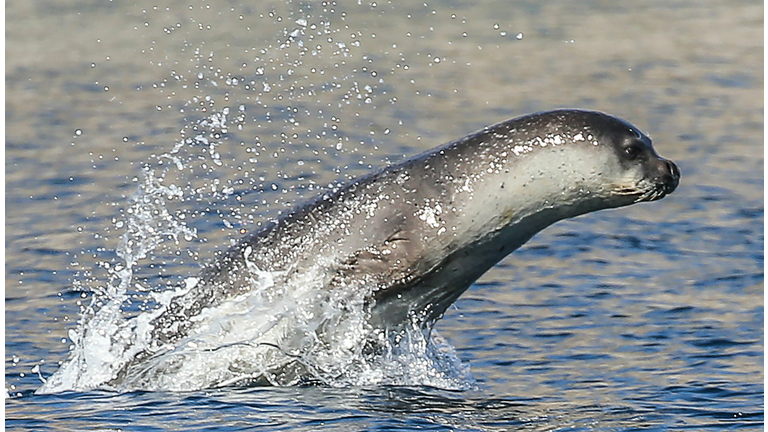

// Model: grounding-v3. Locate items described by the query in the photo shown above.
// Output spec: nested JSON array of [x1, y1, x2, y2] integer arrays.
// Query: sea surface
[[5, 0, 763, 430]]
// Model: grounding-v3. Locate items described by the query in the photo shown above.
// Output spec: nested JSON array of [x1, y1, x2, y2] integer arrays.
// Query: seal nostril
[[665, 160, 680, 179]]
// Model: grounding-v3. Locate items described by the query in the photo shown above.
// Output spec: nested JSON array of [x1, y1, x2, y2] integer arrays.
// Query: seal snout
[[641, 157, 680, 202], [660, 159, 680, 195]]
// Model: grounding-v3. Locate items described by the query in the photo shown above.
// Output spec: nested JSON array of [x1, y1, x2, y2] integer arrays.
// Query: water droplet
[[516, 32, 524, 40], [74, 129, 83, 136]]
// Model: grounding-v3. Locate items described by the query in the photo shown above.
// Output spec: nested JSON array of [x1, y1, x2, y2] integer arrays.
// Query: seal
[[116, 109, 680, 388]]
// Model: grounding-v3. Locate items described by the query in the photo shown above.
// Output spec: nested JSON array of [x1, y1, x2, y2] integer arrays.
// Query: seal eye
[[623, 144, 643, 161]]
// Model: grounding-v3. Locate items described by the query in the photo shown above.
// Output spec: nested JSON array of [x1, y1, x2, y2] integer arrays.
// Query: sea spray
[[36, 111, 228, 394], [38, 4, 475, 393], [38, 104, 475, 393]]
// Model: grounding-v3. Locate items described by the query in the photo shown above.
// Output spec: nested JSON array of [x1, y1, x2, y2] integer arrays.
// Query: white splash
[[36, 111, 225, 394], [110, 255, 473, 392]]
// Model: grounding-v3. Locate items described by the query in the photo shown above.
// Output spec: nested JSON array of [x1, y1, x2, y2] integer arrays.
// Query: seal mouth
[[639, 183, 673, 202], [611, 184, 669, 203], [616, 180, 679, 203]]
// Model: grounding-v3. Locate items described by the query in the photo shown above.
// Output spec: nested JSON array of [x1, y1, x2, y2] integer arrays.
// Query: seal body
[[151, 109, 679, 340], [107, 109, 679, 389]]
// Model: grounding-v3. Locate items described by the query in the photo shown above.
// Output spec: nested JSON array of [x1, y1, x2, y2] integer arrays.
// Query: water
[[6, 0, 763, 430]]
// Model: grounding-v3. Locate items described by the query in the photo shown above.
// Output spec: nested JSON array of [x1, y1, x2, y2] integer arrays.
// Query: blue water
[[6, 0, 763, 430]]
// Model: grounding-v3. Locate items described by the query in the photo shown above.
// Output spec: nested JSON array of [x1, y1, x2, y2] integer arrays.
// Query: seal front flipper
[[324, 229, 431, 329], [327, 231, 464, 333]]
